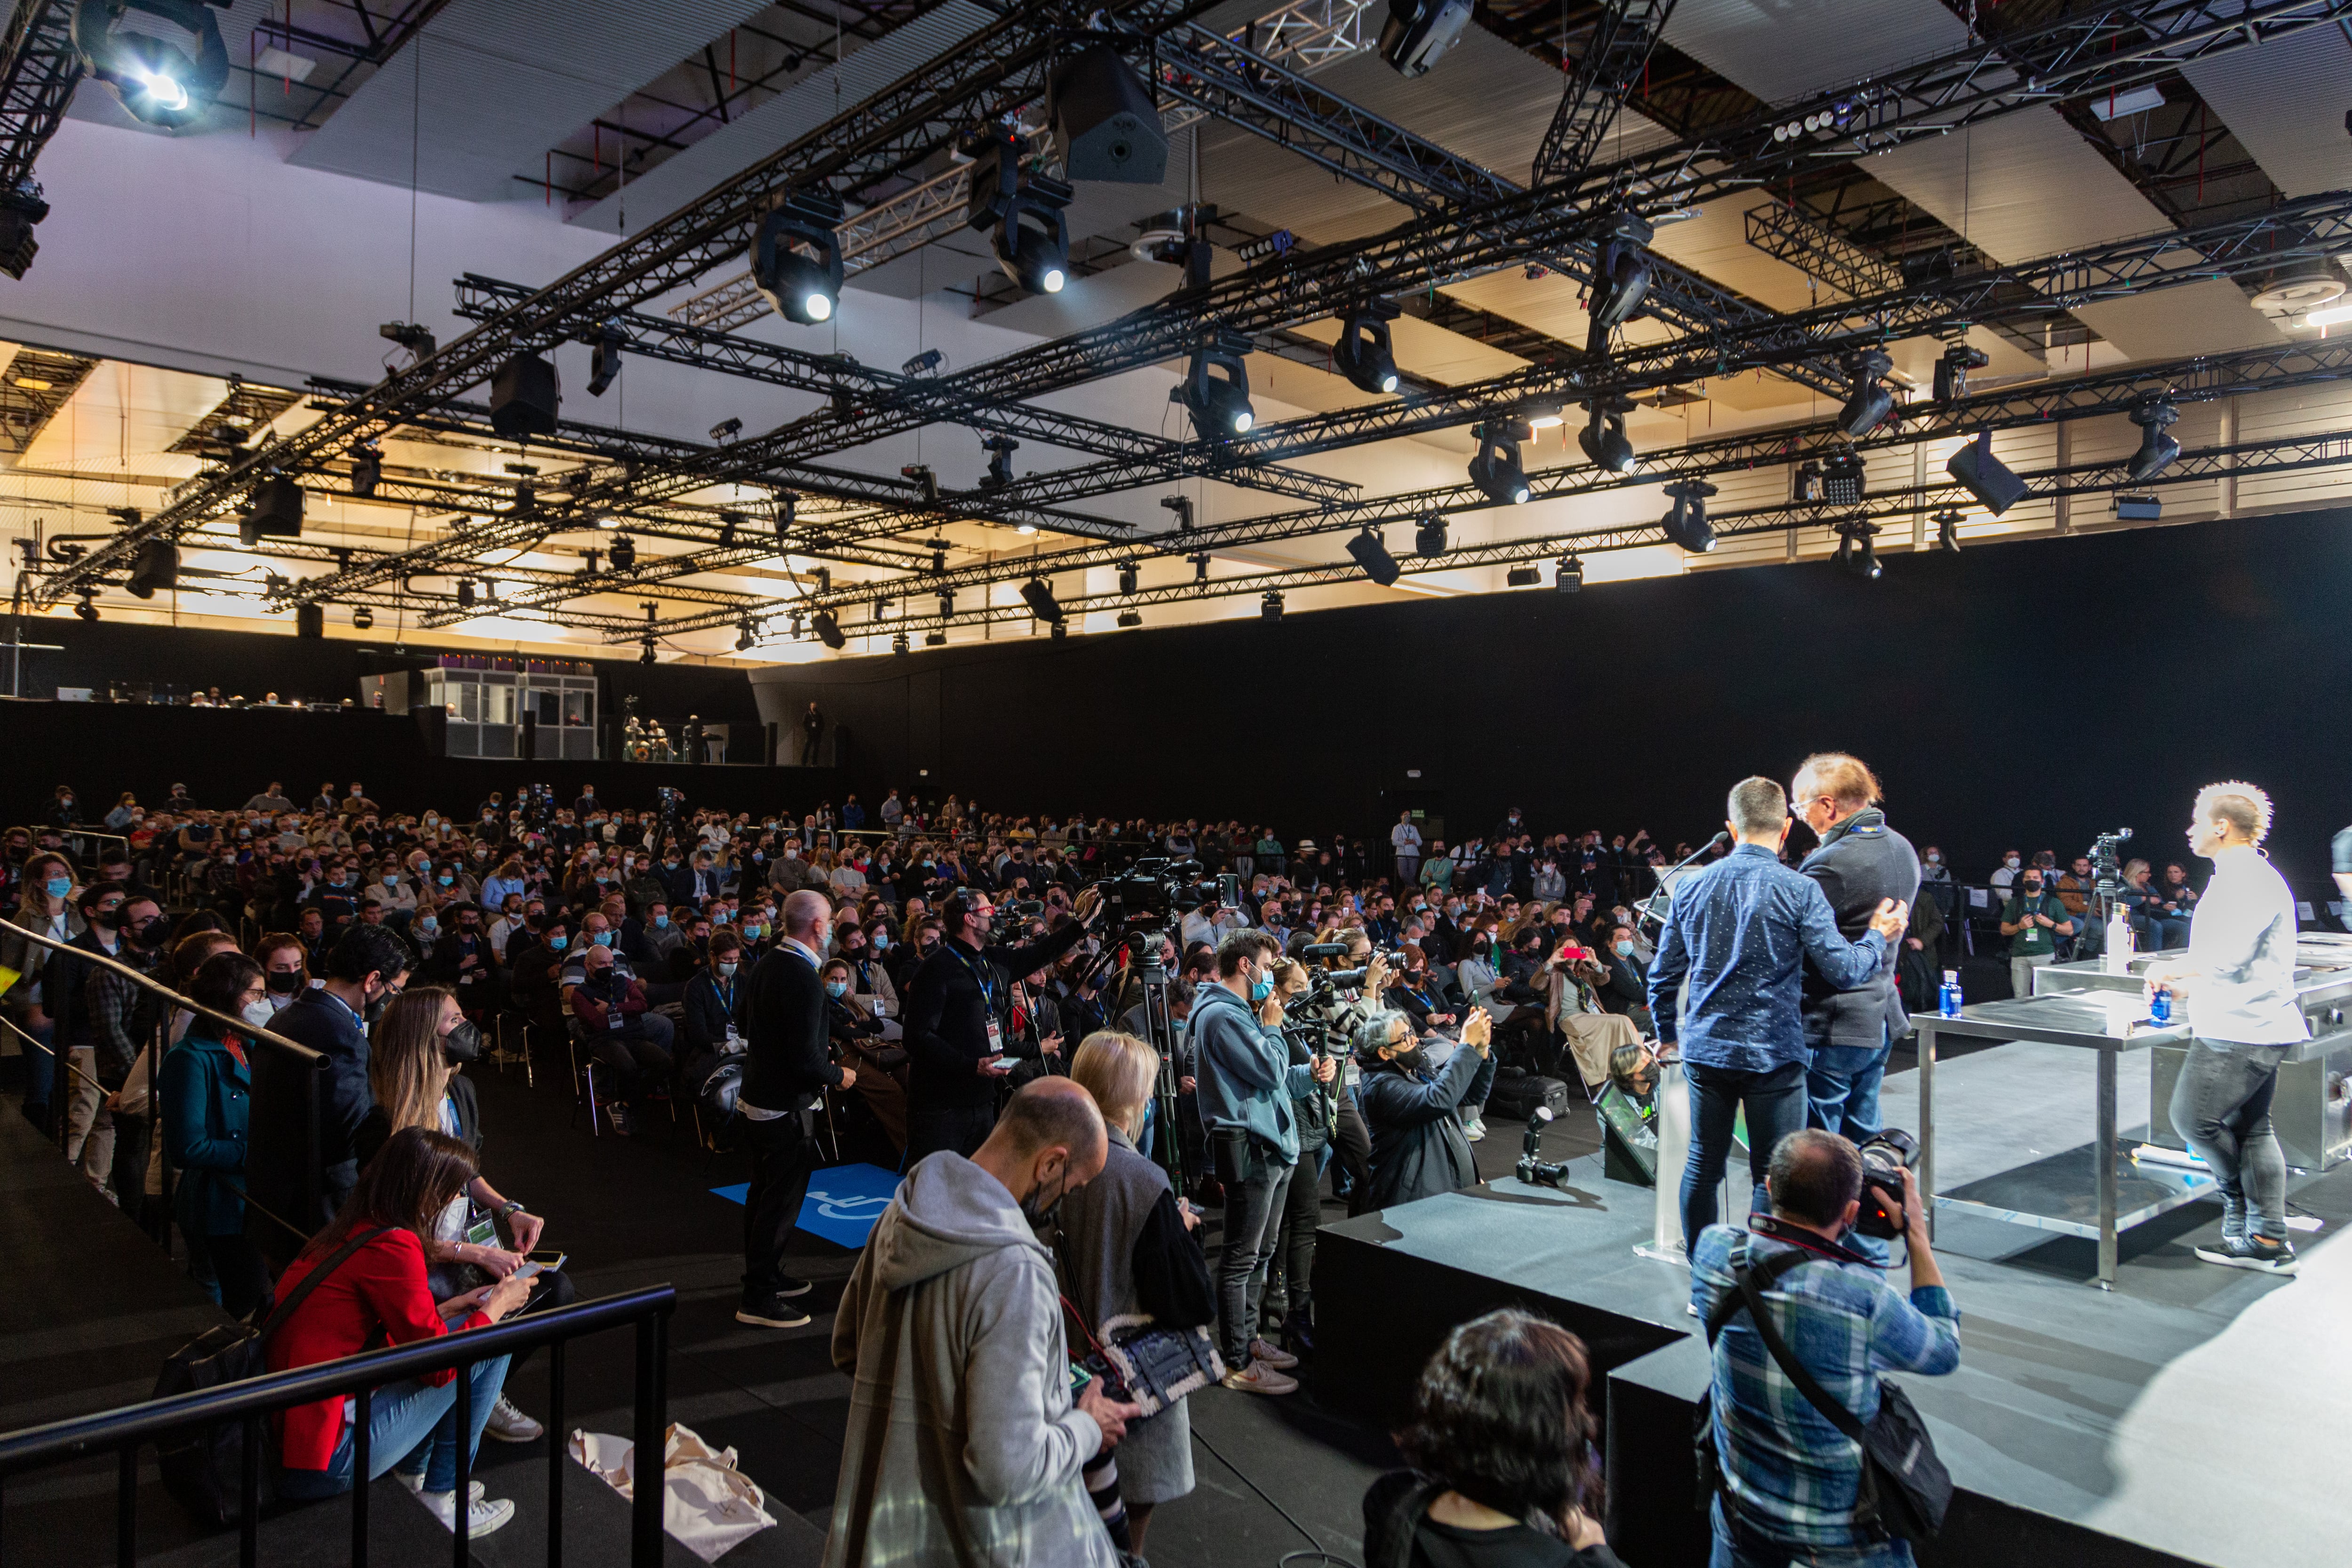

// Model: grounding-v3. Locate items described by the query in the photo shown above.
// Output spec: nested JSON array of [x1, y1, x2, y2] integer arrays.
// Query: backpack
[[151, 1226, 389, 1525]]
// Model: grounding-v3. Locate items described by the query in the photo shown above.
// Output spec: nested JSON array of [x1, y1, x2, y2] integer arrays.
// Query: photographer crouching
[[1356, 1006, 1494, 1210]]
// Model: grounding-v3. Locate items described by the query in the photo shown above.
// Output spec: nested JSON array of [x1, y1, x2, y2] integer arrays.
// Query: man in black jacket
[[737, 890, 855, 1329], [901, 887, 1103, 1166], [1789, 754, 1921, 1159], [269, 923, 412, 1225], [1356, 1005, 1493, 1210]]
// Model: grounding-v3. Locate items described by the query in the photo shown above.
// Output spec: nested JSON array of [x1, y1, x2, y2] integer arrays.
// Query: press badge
[[985, 1017, 1003, 1054]]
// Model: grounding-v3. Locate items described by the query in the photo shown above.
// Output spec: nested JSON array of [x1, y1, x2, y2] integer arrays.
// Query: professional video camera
[[655, 785, 688, 850], [988, 898, 1047, 942], [2089, 827, 2133, 900], [1853, 1128, 1921, 1240], [1092, 856, 1206, 944], [518, 782, 556, 836]]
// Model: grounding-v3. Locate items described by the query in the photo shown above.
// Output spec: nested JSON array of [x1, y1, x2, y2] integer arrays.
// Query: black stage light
[[1838, 348, 1895, 438], [73, 0, 227, 128], [1261, 590, 1284, 621], [1505, 565, 1541, 587], [2127, 394, 2181, 482], [349, 442, 381, 498], [1160, 493, 1194, 532], [925, 629, 948, 646], [639, 639, 657, 666], [902, 349, 945, 377], [1932, 508, 1963, 552], [735, 621, 758, 652], [936, 589, 954, 619], [901, 462, 940, 503], [125, 538, 177, 598], [1050, 621, 1068, 641], [456, 579, 478, 611], [1585, 211, 1656, 355], [1836, 520, 1882, 580], [1346, 526, 1401, 586], [244, 474, 304, 541], [1794, 457, 1823, 504], [2115, 493, 2162, 521], [753, 188, 845, 325], [295, 602, 323, 639], [1190, 552, 1211, 584], [1175, 333, 1254, 439], [1577, 397, 1637, 475], [1019, 576, 1064, 623], [1116, 560, 1139, 594], [490, 351, 560, 440], [710, 417, 743, 445], [812, 610, 845, 649], [1117, 610, 1142, 629], [1934, 342, 1989, 405], [1661, 478, 1719, 554], [1470, 418, 1534, 504], [351, 605, 374, 630], [1947, 428, 2028, 516], [379, 320, 435, 361], [1556, 553, 1582, 592], [1335, 299, 1402, 395], [1049, 43, 1168, 183], [981, 434, 1018, 489], [773, 490, 799, 543], [0, 180, 48, 280], [1820, 449, 1865, 506], [73, 589, 98, 622], [1380, 0, 1473, 78], [1414, 514, 1447, 556], [608, 534, 636, 572], [967, 133, 1073, 295], [587, 319, 625, 397], [892, 632, 909, 655], [811, 565, 830, 593]]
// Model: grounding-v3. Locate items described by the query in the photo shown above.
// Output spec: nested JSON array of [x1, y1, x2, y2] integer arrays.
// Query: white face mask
[[2005, 857, 2021, 871], [241, 999, 276, 1031]]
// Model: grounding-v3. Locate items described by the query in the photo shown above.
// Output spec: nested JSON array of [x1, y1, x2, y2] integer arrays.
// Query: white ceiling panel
[[2184, 26, 2352, 199], [1664, 0, 1969, 103]]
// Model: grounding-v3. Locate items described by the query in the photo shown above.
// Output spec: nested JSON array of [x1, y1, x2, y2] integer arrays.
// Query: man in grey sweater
[[825, 1078, 1137, 1568]]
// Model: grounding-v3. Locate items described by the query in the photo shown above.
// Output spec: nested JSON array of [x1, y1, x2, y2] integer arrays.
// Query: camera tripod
[[1105, 928, 1188, 1198]]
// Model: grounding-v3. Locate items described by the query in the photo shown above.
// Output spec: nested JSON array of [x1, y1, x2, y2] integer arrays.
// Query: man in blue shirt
[[1693, 1129, 1960, 1568], [1649, 778, 1908, 1253]]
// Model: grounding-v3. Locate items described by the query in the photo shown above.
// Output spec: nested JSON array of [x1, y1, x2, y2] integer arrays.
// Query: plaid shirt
[[1692, 1225, 1961, 1549]]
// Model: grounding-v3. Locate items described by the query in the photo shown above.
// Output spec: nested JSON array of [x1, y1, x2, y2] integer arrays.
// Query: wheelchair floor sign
[[712, 1162, 902, 1249]]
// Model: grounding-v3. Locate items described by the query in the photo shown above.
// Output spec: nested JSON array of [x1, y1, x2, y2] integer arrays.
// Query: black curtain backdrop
[[750, 502, 2352, 891]]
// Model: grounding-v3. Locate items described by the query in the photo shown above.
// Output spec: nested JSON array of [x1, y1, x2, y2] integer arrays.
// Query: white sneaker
[[1248, 1336, 1299, 1370], [483, 1394, 544, 1443], [1464, 1114, 1486, 1142], [421, 1488, 516, 1537], [397, 1474, 485, 1503], [1219, 1360, 1298, 1396]]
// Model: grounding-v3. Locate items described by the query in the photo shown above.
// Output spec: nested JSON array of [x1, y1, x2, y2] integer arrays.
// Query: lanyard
[[949, 943, 998, 1010]]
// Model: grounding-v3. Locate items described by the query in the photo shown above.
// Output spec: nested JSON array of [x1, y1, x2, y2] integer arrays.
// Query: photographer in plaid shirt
[[1692, 1129, 1960, 1568]]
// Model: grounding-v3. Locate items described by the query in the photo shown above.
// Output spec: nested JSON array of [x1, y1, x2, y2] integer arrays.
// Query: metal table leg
[[1917, 1022, 1936, 1242], [2096, 1047, 2118, 1289]]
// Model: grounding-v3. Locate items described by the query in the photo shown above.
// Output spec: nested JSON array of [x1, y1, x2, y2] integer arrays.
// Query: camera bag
[[1485, 1070, 1569, 1122]]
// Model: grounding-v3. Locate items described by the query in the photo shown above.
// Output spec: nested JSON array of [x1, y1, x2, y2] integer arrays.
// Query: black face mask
[[266, 970, 302, 995], [1386, 1043, 1430, 1075], [1019, 1168, 1068, 1232], [444, 1020, 484, 1062]]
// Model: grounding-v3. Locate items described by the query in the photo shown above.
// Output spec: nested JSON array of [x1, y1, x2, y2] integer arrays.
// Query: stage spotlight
[[1523, 402, 1566, 430], [925, 629, 948, 646], [1160, 493, 1194, 532], [901, 462, 940, 504], [1505, 565, 1541, 587], [1050, 621, 1068, 641], [1334, 299, 1401, 395], [1261, 590, 1284, 621], [1837, 348, 1895, 438], [735, 621, 758, 652], [587, 319, 625, 397], [936, 589, 954, 620], [1414, 514, 1447, 557], [1933, 342, 1988, 405], [74, 589, 98, 622], [981, 435, 1019, 489], [125, 539, 177, 599], [1577, 397, 1637, 475], [0, 180, 47, 280], [1346, 526, 1401, 586], [1836, 520, 1882, 580], [1117, 560, 1139, 594], [1379, 0, 1473, 78], [73, 0, 228, 128], [456, 579, 477, 610], [349, 442, 381, 499], [639, 639, 657, 666], [1175, 333, 1255, 439], [787, 612, 803, 639], [2115, 493, 2162, 521], [1820, 449, 1865, 505], [1117, 609, 1142, 629], [752, 188, 845, 325], [1556, 553, 1582, 592], [811, 565, 830, 592], [1585, 211, 1656, 355], [1019, 576, 1064, 624], [812, 610, 845, 649], [1191, 552, 1211, 584], [1932, 508, 1963, 553], [352, 605, 374, 630], [1470, 419, 1534, 504], [380, 320, 435, 361], [2127, 394, 2181, 481], [967, 133, 1073, 296], [902, 348, 945, 378], [892, 632, 909, 655], [1660, 478, 1719, 554], [1947, 428, 2028, 516], [608, 534, 637, 572], [772, 490, 799, 543]]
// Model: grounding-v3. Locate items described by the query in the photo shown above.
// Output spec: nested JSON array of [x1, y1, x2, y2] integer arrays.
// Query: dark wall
[[752, 502, 2352, 887]]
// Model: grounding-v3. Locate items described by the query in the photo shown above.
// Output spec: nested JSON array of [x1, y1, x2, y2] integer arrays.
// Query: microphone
[[1636, 832, 1729, 932]]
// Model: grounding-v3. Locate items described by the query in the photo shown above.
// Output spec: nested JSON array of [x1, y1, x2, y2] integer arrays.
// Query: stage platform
[[1314, 1039, 2352, 1568]]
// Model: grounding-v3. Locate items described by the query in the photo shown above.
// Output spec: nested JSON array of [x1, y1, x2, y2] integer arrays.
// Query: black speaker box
[[294, 603, 324, 639], [247, 474, 304, 538], [491, 351, 560, 440], [1049, 45, 1166, 184]]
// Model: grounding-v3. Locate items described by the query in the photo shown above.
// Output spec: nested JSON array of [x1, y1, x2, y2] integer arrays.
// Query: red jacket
[[266, 1228, 489, 1471]]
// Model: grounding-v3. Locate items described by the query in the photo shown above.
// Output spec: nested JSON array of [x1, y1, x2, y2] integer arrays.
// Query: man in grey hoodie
[[825, 1077, 1139, 1568]]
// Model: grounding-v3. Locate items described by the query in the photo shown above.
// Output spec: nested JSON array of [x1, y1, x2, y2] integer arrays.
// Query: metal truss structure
[[1532, 0, 1676, 186]]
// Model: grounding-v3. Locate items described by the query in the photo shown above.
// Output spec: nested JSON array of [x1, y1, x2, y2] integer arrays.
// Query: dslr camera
[[1852, 1128, 1921, 1240]]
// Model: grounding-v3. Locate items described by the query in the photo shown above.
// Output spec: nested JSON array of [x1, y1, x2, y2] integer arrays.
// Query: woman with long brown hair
[[2, 849, 80, 1127]]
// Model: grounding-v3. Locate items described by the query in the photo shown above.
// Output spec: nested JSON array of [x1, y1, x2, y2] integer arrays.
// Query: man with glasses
[[902, 887, 1104, 1165]]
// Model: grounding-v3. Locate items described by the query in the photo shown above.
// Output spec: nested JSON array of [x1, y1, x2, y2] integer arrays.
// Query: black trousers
[[1266, 1145, 1325, 1328], [741, 1111, 820, 1300], [904, 1100, 996, 1169], [1333, 1088, 1373, 1217]]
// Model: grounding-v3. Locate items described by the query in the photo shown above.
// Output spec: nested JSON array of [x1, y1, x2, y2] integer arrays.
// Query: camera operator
[[902, 887, 1104, 1165], [1356, 1006, 1493, 1210], [1264, 960, 1335, 1358], [1692, 1129, 1958, 1568], [1319, 933, 1391, 1211]]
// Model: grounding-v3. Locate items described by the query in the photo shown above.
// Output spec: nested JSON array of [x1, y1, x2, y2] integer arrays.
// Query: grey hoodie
[[823, 1151, 1115, 1568]]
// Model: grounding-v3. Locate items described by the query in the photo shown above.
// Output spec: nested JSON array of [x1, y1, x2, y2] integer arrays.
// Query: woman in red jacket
[[268, 1126, 536, 1536]]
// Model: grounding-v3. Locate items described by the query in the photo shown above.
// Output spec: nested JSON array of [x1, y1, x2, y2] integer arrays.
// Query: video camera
[[518, 782, 556, 836], [2089, 827, 2133, 901], [1092, 856, 1206, 942], [989, 898, 1047, 941], [655, 785, 688, 849], [1853, 1128, 1921, 1240]]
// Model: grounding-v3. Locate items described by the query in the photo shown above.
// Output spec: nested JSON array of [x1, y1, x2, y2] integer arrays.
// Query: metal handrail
[[0, 914, 309, 1056], [0, 1286, 676, 1568]]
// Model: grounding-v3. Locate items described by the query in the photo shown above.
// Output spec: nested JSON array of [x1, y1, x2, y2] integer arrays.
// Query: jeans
[[1216, 1145, 1294, 1364], [2169, 1037, 2290, 1242], [1709, 1497, 1912, 1568], [1806, 1034, 1891, 1144], [1682, 1059, 1808, 1255], [1457, 1052, 1496, 1125], [274, 1355, 511, 1499], [15, 1017, 53, 1122]]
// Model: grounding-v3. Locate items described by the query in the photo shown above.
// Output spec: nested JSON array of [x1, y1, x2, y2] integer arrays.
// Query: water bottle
[[1939, 970, 1963, 1019], [2150, 987, 2172, 1025], [2105, 906, 2133, 974]]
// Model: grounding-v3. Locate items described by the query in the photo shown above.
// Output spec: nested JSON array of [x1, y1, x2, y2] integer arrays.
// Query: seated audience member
[[1357, 1006, 1493, 1210], [569, 943, 673, 1135], [824, 955, 908, 1154], [1363, 1307, 1625, 1568]]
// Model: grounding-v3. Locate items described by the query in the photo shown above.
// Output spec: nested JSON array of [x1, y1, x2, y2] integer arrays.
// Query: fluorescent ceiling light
[[2301, 303, 2352, 330], [254, 47, 316, 83], [2088, 85, 2164, 122]]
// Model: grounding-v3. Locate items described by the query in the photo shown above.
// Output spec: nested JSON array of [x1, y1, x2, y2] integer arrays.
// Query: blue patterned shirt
[[1692, 1226, 1961, 1548], [1647, 843, 1889, 1071]]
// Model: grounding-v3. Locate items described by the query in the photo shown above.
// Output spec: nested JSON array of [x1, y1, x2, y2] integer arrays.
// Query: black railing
[[0, 1286, 675, 1568]]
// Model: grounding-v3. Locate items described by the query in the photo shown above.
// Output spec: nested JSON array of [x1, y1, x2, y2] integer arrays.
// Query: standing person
[[900, 888, 1101, 1166], [3, 851, 80, 1130], [1998, 865, 2073, 1002], [2148, 782, 2309, 1275], [45, 881, 129, 1177], [85, 893, 168, 1210], [269, 924, 413, 1226], [737, 889, 856, 1329], [1646, 779, 1907, 1254], [159, 951, 272, 1315], [1060, 1033, 1216, 1556], [801, 700, 825, 766], [1192, 929, 1331, 1396], [1391, 811, 1423, 888], [1788, 754, 1921, 1149], [1692, 1130, 1960, 1568], [823, 1078, 1135, 1568]]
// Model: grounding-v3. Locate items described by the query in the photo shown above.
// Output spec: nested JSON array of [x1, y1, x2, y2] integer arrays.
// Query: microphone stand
[[1635, 832, 1730, 937]]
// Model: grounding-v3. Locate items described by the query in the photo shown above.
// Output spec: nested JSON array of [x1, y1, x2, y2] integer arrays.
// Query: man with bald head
[[825, 1078, 1136, 1567]]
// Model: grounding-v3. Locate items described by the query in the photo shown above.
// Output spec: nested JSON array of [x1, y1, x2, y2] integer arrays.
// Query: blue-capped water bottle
[[2150, 986, 2172, 1025], [1939, 970, 1963, 1019]]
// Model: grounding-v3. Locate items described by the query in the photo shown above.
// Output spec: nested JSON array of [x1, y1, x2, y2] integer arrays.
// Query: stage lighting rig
[[1334, 298, 1401, 395], [1837, 348, 1895, 438], [1661, 479, 1718, 554], [456, 579, 477, 611], [1116, 610, 1142, 629], [967, 132, 1073, 296], [1261, 590, 1285, 621], [1577, 396, 1637, 475], [73, 0, 227, 128], [735, 621, 759, 652], [1346, 526, 1402, 586], [378, 320, 435, 364], [349, 442, 381, 498], [1947, 429, 2028, 516], [639, 639, 658, 666], [1160, 494, 1194, 532], [1556, 553, 1583, 592], [125, 538, 176, 599], [1834, 519, 1882, 580], [901, 463, 940, 504], [902, 348, 945, 377], [352, 605, 374, 630], [608, 534, 637, 572], [980, 435, 1018, 489], [1414, 515, 1447, 557], [1189, 553, 1211, 585], [1469, 419, 1534, 504], [926, 629, 949, 646], [0, 180, 48, 280], [1020, 577, 1064, 624], [771, 490, 800, 545], [1934, 341, 1989, 405], [1505, 565, 1541, 587], [1585, 211, 1656, 357], [1175, 331, 1254, 439], [1117, 560, 1139, 594], [937, 589, 954, 618], [1820, 449, 1865, 506], [1932, 508, 1963, 553], [74, 589, 98, 622], [2127, 393, 2181, 481], [587, 319, 625, 397], [1380, 0, 1472, 78], [892, 632, 910, 655], [812, 610, 845, 648], [752, 188, 845, 325], [709, 417, 743, 445]]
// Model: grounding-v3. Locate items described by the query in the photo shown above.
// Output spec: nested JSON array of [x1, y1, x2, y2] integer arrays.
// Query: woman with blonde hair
[[1059, 1031, 1213, 1554]]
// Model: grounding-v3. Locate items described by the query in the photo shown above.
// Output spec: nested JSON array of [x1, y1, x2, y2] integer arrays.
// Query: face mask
[[1249, 969, 1274, 1003], [825, 980, 849, 999], [2022, 881, 2042, 895], [437, 875, 453, 887], [2005, 858, 2022, 871], [717, 960, 738, 979], [742, 924, 763, 940], [44, 876, 69, 898], [548, 935, 568, 951], [1019, 1169, 1068, 1232], [444, 1020, 484, 1062], [590, 931, 613, 947], [871, 932, 888, 951], [1389, 1043, 1430, 1075], [1925, 853, 1941, 866], [241, 1000, 276, 1032], [382, 873, 399, 887], [266, 969, 301, 994], [652, 914, 669, 929], [1614, 940, 1634, 958], [417, 917, 438, 936]]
